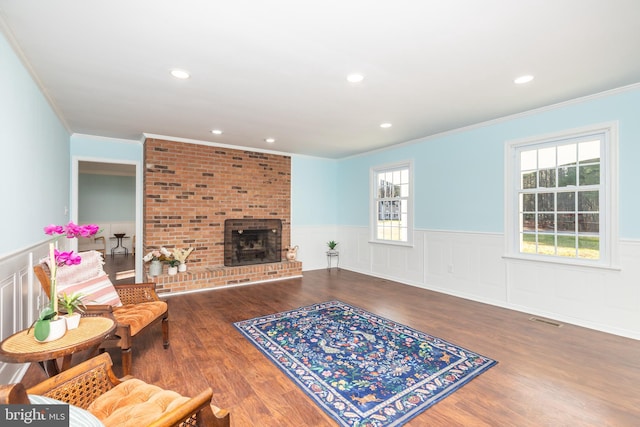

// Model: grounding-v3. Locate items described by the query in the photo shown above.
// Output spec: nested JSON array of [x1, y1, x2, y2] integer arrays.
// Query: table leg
[[39, 359, 60, 377], [60, 354, 73, 371]]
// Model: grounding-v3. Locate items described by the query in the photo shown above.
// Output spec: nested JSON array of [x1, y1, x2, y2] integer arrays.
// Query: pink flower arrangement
[[53, 250, 81, 266], [43, 222, 100, 317], [44, 223, 100, 239]]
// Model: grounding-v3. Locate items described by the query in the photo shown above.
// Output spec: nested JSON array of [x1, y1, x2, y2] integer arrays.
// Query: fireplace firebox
[[224, 219, 282, 266]]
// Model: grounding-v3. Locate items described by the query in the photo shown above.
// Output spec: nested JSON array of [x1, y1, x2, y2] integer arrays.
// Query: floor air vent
[[529, 317, 563, 327]]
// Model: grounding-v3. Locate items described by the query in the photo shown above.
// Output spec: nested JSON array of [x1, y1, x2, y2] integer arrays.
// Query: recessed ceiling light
[[170, 69, 190, 79], [265, 138, 276, 143], [347, 73, 364, 83], [380, 123, 392, 128], [211, 129, 223, 135], [514, 75, 534, 84]]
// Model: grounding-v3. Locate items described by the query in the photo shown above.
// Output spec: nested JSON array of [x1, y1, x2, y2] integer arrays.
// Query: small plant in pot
[[29, 307, 60, 342], [327, 240, 339, 252], [165, 258, 181, 275], [58, 292, 87, 330]]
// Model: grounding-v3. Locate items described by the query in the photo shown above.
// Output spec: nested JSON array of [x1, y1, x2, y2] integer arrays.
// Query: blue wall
[[291, 155, 338, 226], [79, 174, 136, 222], [70, 134, 142, 161], [0, 31, 70, 256], [336, 87, 640, 237]]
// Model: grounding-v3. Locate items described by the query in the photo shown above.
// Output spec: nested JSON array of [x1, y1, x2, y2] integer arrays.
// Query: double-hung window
[[505, 123, 618, 267], [370, 161, 413, 245]]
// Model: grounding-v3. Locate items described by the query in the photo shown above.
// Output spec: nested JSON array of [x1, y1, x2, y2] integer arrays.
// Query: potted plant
[[327, 240, 339, 253], [172, 247, 194, 272], [143, 250, 163, 276], [30, 307, 65, 343], [30, 222, 99, 342], [165, 258, 180, 275], [58, 292, 87, 329]]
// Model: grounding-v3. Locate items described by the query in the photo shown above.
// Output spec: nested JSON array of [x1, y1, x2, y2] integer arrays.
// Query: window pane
[[521, 233, 536, 253], [578, 191, 598, 211], [557, 192, 575, 211], [557, 214, 575, 232], [522, 194, 535, 211], [538, 147, 556, 169], [538, 193, 554, 211], [578, 140, 600, 162], [578, 213, 599, 233], [401, 169, 408, 184], [557, 144, 576, 167], [377, 178, 385, 197], [537, 213, 554, 231], [400, 199, 407, 215], [558, 166, 576, 187], [539, 169, 556, 188], [578, 236, 599, 259], [399, 183, 409, 197], [522, 213, 535, 231], [521, 150, 537, 170], [579, 164, 600, 185], [393, 170, 401, 184], [383, 226, 392, 240], [522, 172, 537, 189], [537, 234, 556, 255], [557, 235, 576, 257]]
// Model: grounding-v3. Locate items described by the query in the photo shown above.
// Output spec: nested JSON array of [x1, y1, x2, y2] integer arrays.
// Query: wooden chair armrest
[[83, 305, 114, 315], [114, 282, 161, 304], [27, 353, 121, 409], [208, 404, 231, 427], [147, 388, 230, 427], [0, 383, 31, 404]]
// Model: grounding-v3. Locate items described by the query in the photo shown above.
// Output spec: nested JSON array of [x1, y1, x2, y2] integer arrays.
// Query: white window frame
[[370, 160, 414, 246], [504, 122, 619, 268]]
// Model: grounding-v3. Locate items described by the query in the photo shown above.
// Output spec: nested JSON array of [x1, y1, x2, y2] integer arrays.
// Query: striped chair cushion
[[57, 272, 122, 307]]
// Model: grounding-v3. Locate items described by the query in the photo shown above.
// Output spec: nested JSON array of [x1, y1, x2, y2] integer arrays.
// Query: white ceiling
[[2, 1, 640, 159]]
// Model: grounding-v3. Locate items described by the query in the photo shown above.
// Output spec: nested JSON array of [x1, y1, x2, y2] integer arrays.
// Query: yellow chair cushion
[[113, 301, 167, 336], [87, 379, 189, 427]]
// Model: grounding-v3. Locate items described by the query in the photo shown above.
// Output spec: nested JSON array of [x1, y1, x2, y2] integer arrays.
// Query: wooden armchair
[[34, 251, 168, 376], [0, 353, 230, 427]]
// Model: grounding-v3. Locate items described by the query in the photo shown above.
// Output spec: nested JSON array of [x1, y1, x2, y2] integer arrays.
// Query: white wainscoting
[[0, 241, 50, 383], [330, 225, 640, 340], [291, 225, 339, 271]]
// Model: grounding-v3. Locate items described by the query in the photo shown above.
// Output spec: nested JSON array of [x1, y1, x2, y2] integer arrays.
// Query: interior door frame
[[71, 156, 143, 282]]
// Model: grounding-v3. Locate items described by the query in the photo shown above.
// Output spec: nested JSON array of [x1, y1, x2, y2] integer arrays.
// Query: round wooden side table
[[0, 316, 116, 377]]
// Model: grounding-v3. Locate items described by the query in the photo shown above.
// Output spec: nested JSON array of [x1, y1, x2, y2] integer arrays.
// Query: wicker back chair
[[34, 254, 169, 376], [0, 353, 230, 427]]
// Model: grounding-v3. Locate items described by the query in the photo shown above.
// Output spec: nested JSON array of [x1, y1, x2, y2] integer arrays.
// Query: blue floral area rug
[[234, 300, 497, 426]]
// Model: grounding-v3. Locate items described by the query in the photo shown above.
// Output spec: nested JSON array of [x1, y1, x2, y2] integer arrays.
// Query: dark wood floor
[[101, 253, 136, 285], [20, 269, 640, 426]]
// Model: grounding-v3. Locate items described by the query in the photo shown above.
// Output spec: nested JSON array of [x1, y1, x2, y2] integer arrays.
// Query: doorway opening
[[75, 160, 139, 283]]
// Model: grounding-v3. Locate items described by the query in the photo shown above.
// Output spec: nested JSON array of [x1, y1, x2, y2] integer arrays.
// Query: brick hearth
[[148, 261, 303, 294], [144, 137, 301, 293]]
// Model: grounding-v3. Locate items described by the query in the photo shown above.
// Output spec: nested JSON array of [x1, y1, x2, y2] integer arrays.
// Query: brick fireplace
[[224, 219, 282, 266], [143, 137, 302, 294]]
